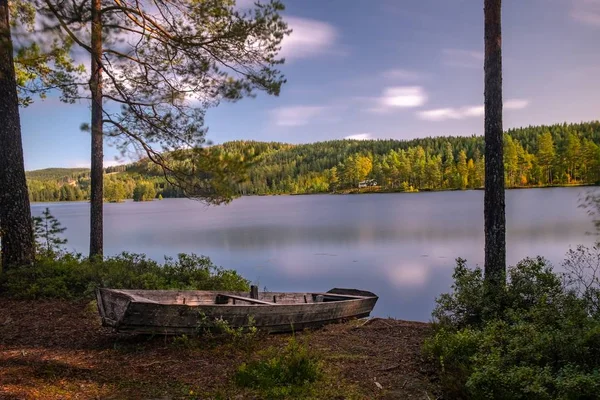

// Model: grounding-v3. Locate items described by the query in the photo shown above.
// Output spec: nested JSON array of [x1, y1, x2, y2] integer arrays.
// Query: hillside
[[26, 168, 90, 182], [26, 121, 600, 202]]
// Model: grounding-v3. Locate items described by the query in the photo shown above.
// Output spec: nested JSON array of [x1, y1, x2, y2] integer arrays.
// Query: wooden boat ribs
[[96, 286, 378, 334]]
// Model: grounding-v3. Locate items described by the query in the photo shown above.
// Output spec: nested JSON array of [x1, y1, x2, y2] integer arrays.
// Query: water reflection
[[32, 188, 596, 321], [387, 263, 431, 288]]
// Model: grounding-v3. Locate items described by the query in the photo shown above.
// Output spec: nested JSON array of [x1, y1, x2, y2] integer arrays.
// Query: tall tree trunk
[[89, 0, 103, 258], [0, 0, 35, 270], [484, 0, 506, 299]]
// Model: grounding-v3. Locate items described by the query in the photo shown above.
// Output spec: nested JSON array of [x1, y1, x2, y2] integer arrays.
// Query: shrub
[[431, 257, 485, 329], [161, 253, 249, 291], [423, 326, 481, 397], [425, 250, 600, 399], [2, 253, 93, 299], [1, 252, 249, 299], [234, 337, 322, 399]]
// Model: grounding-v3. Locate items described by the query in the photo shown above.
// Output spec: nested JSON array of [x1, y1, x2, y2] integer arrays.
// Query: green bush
[[234, 337, 322, 399], [425, 250, 600, 399], [1, 252, 249, 299]]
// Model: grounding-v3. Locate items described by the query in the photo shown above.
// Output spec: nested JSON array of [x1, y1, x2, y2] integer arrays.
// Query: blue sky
[[20, 0, 600, 170]]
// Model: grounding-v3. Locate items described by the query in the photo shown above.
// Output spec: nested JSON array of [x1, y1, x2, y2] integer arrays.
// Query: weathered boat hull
[[96, 288, 378, 334]]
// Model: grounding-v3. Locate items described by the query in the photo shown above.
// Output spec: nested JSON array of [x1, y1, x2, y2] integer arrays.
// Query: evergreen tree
[[583, 140, 600, 183], [412, 147, 426, 188], [443, 143, 456, 188], [565, 133, 582, 182], [425, 155, 443, 189], [538, 132, 556, 184], [32, 208, 67, 256]]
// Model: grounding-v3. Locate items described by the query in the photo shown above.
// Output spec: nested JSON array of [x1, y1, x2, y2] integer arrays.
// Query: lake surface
[[31, 188, 597, 321]]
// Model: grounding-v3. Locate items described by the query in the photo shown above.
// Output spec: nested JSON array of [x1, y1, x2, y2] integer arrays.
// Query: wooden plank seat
[[215, 293, 275, 305]]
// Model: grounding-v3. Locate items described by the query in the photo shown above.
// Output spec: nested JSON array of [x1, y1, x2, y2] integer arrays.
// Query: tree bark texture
[[0, 0, 35, 269], [484, 0, 506, 291], [89, 0, 104, 258]]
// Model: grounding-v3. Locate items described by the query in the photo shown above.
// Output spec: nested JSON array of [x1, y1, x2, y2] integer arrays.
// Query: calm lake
[[31, 188, 597, 321]]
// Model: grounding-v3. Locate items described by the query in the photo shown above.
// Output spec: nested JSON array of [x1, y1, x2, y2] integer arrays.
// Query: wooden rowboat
[[96, 287, 378, 334]]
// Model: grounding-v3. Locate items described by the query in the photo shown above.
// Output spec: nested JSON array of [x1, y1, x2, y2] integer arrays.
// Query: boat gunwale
[[97, 288, 378, 308]]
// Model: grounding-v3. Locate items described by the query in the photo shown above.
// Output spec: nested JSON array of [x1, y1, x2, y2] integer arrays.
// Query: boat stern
[[95, 288, 131, 328]]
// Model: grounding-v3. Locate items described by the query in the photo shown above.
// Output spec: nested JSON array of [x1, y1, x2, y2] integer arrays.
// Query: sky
[[19, 0, 600, 170]]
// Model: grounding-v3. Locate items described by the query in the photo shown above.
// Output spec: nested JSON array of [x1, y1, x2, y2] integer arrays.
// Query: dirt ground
[[0, 299, 439, 399]]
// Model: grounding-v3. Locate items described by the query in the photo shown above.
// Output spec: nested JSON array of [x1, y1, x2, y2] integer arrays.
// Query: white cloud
[[463, 106, 485, 117], [270, 106, 327, 127], [381, 69, 424, 81], [417, 108, 461, 121], [382, 87, 426, 107], [505, 99, 530, 109], [235, 2, 341, 60], [571, 0, 600, 27], [418, 99, 530, 121], [443, 48, 484, 68], [367, 86, 427, 113], [279, 17, 339, 61], [344, 133, 372, 140]]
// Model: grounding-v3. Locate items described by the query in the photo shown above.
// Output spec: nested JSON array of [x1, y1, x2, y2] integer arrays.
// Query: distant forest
[[26, 121, 600, 202]]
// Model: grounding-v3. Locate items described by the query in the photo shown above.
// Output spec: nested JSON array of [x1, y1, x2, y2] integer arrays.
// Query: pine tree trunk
[[89, 0, 103, 258], [484, 0, 506, 297], [0, 0, 35, 270]]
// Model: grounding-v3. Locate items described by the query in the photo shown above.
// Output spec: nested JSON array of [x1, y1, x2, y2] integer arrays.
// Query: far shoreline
[[28, 183, 599, 204]]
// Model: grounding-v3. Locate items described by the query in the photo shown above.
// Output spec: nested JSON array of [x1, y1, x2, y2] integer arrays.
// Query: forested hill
[[27, 121, 600, 202]]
